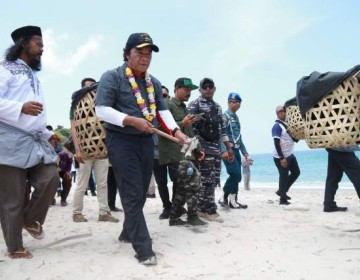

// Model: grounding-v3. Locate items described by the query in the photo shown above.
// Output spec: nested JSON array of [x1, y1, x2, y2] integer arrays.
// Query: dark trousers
[[0, 163, 58, 252], [153, 159, 172, 210], [324, 149, 360, 206], [107, 166, 120, 209], [223, 148, 242, 194], [106, 130, 154, 258], [71, 171, 76, 183], [168, 162, 180, 201], [274, 154, 300, 198], [87, 172, 96, 193], [59, 171, 72, 202]]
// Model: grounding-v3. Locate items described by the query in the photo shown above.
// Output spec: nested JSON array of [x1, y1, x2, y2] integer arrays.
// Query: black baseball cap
[[174, 78, 198, 90], [125, 33, 159, 52], [11, 25, 42, 42], [199, 78, 215, 88]]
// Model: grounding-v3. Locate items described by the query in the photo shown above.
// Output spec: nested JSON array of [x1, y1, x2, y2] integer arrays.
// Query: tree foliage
[[54, 127, 71, 146]]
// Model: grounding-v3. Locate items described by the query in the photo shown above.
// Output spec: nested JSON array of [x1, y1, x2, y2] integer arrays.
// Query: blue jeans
[[223, 148, 242, 194]]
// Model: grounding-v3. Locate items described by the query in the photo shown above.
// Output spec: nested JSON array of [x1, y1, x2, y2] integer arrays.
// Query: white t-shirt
[[272, 120, 294, 158]]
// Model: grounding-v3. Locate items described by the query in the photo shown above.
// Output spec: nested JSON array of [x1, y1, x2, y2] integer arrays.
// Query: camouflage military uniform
[[187, 96, 229, 214], [170, 160, 201, 219], [158, 97, 203, 221]]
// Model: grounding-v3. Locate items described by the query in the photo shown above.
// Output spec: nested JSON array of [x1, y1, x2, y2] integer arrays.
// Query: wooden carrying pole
[[152, 128, 181, 144]]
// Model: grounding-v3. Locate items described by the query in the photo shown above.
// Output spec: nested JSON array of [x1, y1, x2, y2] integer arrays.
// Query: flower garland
[[125, 67, 156, 122]]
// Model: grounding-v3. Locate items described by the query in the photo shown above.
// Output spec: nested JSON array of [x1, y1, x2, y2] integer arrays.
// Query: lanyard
[[225, 112, 241, 144]]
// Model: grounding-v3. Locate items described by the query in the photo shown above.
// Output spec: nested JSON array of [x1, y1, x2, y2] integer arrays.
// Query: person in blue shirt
[[271, 105, 300, 205], [220, 93, 250, 209]]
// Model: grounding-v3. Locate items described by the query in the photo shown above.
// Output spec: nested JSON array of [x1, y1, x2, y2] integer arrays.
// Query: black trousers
[[274, 154, 300, 198], [59, 171, 72, 202], [107, 166, 120, 208], [153, 159, 172, 210], [87, 172, 96, 193], [106, 130, 154, 259], [324, 149, 360, 206]]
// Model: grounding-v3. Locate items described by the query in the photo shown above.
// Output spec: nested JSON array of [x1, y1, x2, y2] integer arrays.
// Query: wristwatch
[[172, 127, 179, 136]]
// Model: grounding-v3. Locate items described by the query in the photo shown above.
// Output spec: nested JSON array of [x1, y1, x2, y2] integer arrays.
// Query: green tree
[[54, 127, 71, 147]]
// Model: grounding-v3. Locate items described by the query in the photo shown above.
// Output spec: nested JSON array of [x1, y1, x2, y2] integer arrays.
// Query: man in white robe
[[0, 25, 59, 259]]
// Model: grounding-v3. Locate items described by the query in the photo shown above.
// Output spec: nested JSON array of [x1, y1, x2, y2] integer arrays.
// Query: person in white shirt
[[70, 78, 118, 223], [271, 105, 300, 205], [0, 26, 59, 259]]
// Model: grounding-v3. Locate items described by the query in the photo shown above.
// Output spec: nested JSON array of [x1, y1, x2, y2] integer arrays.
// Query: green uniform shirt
[[158, 98, 201, 165]]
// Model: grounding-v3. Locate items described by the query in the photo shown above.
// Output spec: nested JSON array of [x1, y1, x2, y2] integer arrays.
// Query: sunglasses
[[229, 100, 240, 104], [201, 84, 214, 90]]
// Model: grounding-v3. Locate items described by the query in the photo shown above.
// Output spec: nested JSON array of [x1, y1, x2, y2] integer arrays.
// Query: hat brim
[[200, 78, 215, 88], [135, 43, 159, 52], [188, 85, 199, 90]]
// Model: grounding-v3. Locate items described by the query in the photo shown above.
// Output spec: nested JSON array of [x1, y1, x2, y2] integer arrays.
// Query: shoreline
[[225, 181, 356, 190]]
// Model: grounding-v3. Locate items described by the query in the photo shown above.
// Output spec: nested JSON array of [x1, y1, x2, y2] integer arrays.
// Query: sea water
[[220, 149, 360, 189]]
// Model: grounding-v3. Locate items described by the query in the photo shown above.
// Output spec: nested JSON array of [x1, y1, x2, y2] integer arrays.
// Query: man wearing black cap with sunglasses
[[188, 78, 234, 223], [96, 33, 187, 265], [0, 26, 59, 259]]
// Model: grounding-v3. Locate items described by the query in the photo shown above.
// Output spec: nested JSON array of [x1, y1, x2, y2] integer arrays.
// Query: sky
[[1, 0, 359, 154]]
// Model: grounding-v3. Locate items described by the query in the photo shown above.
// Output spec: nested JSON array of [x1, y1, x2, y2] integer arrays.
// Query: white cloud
[[208, 1, 316, 73], [42, 28, 102, 76]]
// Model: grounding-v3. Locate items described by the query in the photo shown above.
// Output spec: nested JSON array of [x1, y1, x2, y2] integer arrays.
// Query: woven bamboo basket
[[285, 105, 305, 140], [304, 72, 360, 148], [73, 86, 107, 159]]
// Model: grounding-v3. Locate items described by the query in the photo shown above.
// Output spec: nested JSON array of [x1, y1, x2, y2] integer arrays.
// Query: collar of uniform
[[171, 97, 185, 106], [225, 109, 235, 116], [198, 96, 213, 103], [225, 109, 238, 121]]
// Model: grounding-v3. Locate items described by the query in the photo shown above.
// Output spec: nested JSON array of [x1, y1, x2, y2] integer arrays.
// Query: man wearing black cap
[[158, 78, 207, 226], [187, 78, 234, 223], [95, 33, 187, 265], [0, 26, 59, 259]]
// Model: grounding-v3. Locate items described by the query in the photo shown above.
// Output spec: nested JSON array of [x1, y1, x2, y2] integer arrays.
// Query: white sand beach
[[1, 186, 360, 280]]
